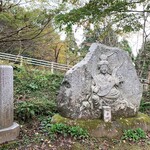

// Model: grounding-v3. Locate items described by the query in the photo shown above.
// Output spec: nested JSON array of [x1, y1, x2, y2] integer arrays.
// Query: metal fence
[[0, 52, 72, 73]]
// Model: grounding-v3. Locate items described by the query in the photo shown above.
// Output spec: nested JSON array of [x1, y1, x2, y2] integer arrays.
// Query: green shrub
[[139, 99, 150, 113], [40, 118, 89, 140], [121, 128, 146, 142], [69, 126, 89, 139], [14, 66, 63, 100], [13, 66, 64, 121], [15, 99, 57, 121]]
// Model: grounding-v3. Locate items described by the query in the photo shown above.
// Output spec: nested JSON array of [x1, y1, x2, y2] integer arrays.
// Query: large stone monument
[[57, 43, 143, 120], [0, 65, 19, 144]]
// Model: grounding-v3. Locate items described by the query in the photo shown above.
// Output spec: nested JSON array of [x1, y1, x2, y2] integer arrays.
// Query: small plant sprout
[[121, 128, 147, 142]]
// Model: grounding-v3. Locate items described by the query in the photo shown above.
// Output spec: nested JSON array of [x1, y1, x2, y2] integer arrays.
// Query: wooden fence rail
[[0, 52, 72, 73]]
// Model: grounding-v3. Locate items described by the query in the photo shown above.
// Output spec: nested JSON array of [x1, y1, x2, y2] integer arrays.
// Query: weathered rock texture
[[52, 113, 150, 138], [57, 43, 143, 120], [0, 66, 14, 128], [0, 65, 19, 144]]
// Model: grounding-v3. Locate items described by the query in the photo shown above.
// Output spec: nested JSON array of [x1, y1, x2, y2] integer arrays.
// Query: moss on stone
[[51, 114, 69, 124], [51, 114, 102, 130], [117, 112, 150, 130], [51, 113, 150, 138]]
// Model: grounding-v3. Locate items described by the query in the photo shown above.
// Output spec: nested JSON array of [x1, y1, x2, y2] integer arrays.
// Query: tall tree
[[119, 39, 132, 55], [55, 0, 147, 32], [136, 40, 150, 79], [0, 0, 55, 55], [64, 31, 79, 65], [55, 0, 150, 52]]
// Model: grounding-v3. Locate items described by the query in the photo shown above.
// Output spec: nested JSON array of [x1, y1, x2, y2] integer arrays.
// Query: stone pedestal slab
[[52, 113, 150, 138], [0, 122, 20, 144]]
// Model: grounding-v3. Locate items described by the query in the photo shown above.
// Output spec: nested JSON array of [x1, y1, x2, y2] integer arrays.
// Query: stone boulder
[[57, 43, 143, 120]]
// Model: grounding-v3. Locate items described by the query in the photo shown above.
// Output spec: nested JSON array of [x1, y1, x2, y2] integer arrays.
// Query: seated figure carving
[[91, 54, 123, 109]]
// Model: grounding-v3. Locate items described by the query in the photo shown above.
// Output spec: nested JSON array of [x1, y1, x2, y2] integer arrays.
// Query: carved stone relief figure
[[57, 43, 142, 119], [91, 54, 124, 109]]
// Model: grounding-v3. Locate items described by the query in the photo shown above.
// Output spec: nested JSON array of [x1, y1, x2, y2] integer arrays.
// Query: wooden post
[[51, 62, 54, 74], [20, 56, 23, 66]]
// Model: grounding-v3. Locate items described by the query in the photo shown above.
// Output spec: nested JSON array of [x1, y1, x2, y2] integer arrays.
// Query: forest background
[[0, 0, 149, 79], [0, 1, 150, 149]]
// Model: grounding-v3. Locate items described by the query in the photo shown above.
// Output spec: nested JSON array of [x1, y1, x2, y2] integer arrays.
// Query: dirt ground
[[0, 117, 150, 150]]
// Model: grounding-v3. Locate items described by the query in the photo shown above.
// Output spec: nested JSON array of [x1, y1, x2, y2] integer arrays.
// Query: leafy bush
[[140, 100, 150, 113], [40, 118, 89, 140], [13, 65, 64, 121], [121, 128, 146, 142], [69, 126, 89, 139], [15, 99, 57, 122], [14, 65, 63, 100]]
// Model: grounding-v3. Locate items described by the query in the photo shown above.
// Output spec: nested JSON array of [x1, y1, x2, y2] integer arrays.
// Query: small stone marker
[[103, 106, 111, 122], [0, 65, 19, 144]]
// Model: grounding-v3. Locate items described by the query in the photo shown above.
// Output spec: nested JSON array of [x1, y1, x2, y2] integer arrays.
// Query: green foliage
[[0, 0, 64, 60], [136, 40, 150, 115], [139, 98, 150, 113], [14, 66, 63, 100], [40, 119, 89, 140], [121, 128, 147, 142], [81, 26, 119, 52], [55, 0, 143, 33], [14, 65, 63, 121], [135, 40, 150, 79], [69, 126, 89, 139], [15, 99, 56, 122], [118, 39, 134, 60], [119, 39, 132, 55]]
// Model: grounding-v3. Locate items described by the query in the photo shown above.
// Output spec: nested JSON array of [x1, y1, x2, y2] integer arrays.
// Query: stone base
[[0, 122, 20, 144], [51, 113, 150, 138]]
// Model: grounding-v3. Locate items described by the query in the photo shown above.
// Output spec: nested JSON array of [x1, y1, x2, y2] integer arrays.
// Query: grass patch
[[121, 128, 147, 142]]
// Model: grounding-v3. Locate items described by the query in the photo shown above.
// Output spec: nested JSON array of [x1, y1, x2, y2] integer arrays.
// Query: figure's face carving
[[100, 65, 108, 74]]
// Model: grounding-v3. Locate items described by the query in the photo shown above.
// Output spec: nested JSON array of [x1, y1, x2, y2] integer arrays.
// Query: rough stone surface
[[0, 65, 13, 128], [57, 43, 143, 120], [0, 123, 20, 144], [52, 113, 150, 138], [0, 65, 19, 143]]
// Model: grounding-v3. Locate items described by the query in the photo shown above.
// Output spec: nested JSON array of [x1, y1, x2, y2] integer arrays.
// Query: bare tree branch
[[0, 17, 53, 43], [0, 25, 30, 41]]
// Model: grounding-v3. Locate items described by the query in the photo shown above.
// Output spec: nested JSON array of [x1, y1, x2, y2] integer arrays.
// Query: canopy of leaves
[[0, 1, 55, 54], [119, 39, 132, 55], [55, 0, 148, 33], [0, 0, 73, 63], [136, 40, 150, 79]]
